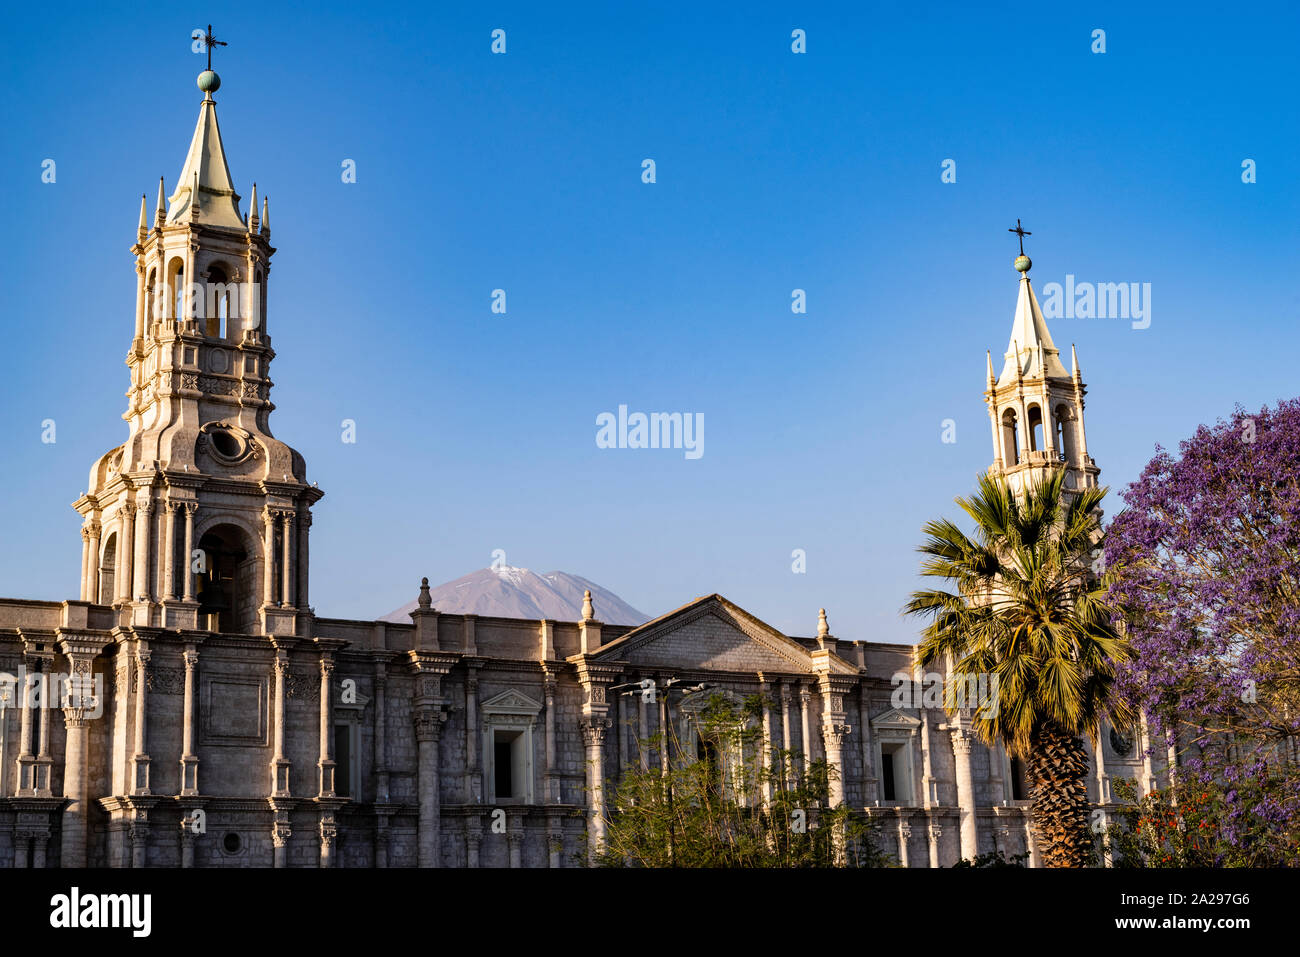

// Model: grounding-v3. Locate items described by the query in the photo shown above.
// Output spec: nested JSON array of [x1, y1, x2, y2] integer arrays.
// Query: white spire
[[996, 275, 1069, 387], [137, 193, 148, 238], [155, 176, 166, 227], [167, 93, 244, 229], [1071, 343, 1081, 380]]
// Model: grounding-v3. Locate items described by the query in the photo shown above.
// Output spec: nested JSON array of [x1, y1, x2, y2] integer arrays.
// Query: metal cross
[[1008, 218, 1031, 256], [200, 24, 227, 71]]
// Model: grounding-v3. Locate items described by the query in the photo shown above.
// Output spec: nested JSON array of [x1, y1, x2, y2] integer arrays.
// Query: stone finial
[[155, 176, 166, 226], [986, 350, 995, 388], [249, 182, 259, 229], [262, 195, 270, 234], [582, 589, 594, 621], [190, 170, 201, 220], [818, 607, 829, 640], [137, 193, 148, 239], [417, 577, 432, 609]]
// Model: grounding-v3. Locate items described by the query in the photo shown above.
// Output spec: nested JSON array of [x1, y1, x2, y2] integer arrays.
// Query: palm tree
[[902, 470, 1135, 867]]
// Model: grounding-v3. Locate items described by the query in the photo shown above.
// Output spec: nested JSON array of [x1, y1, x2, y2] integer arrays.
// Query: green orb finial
[[197, 70, 221, 94], [1014, 254, 1032, 273]]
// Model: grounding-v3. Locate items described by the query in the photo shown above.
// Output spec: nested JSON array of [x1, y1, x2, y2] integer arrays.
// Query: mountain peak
[[380, 566, 649, 625]]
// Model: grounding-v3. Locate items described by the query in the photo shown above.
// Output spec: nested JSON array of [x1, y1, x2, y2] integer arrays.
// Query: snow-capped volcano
[[380, 566, 649, 625]]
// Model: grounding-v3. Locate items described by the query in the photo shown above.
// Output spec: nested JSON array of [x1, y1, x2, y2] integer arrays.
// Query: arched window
[[98, 533, 117, 605], [206, 265, 231, 338], [167, 257, 186, 320], [1054, 404, 1076, 462], [145, 268, 157, 325], [1027, 405, 1044, 453], [1001, 409, 1020, 466]]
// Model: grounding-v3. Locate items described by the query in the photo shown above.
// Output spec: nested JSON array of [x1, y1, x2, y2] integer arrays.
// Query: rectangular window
[[881, 749, 897, 801], [1010, 756, 1028, 801], [334, 724, 352, 798], [494, 733, 514, 799]]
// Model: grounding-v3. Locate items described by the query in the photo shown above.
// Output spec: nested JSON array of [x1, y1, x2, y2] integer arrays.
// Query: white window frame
[[481, 689, 542, 805]]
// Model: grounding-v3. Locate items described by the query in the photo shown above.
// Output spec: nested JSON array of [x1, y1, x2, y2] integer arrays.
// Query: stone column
[[180, 823, 195, 869], [270, 651, 291, 797], [319, 817, 337, 868], [297, 511, 312, 612], [464, 819, 481, 868], [375, 821, 391, 868], [465, 665, 480, 802], [33, 831, 50, 869], [858, 687, 877, 803], [282, 511, 295, 607], [1023, 811, 1040, 867], [1138, 713, 1155, 795], [950, 725, 978, 862], [163, 502, 177, 601], [582, 718, 610, 860], [133, 498, 152, 601], [896, 819, 911, 867], [927, 821, 943, 868], [118, 504, 136, 602], [130, 820, 148, 869], [87, 523, 102, 604], [132, 642, 151, 794], [543, 672, 557, 802], [16, 663, 35, 795], [180, 645, 199, 795], [318, 656, 336, 797], [272, 818, 291, 869], [373, 658, 389, 802], [32, 658, 53, 796], [1094, 726, 1110, 804], [798, 684, 813, 779], [79, 527, 91, 601], [182, 504, 196, 601], [547, 811, 564, 868], [758, 677, 774, 804], [780, 683, 794, 789], [59, 647, 101, 867], [262, 508, 277, 606], [507, 813, 524, 868], [638, 688, 649, 771], [414, 705, 445, 867]]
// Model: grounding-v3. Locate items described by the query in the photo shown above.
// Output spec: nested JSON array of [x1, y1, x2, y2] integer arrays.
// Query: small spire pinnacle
[[1013, 339, 1022, 380], [190, 169, 201, 221], [261, 195, 270, 234], [249, 182, 259, 228], [582, 589, 594, 621], [155, 176, 166, 226], [137, 193, 148, 238], [417, 577, 432, 609], [1071, 343, 1081, 379], [986, 350, 996, 387], [817, 608, 829, 642]]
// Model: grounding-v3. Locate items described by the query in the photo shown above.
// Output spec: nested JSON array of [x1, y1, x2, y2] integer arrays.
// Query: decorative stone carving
[[146, 665, 186, 695]]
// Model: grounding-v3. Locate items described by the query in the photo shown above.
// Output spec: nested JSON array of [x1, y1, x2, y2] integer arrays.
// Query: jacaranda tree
[[1104, 398, 1300, 864]]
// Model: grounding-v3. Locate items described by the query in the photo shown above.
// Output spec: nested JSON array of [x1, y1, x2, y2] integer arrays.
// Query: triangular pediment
[[481, 689, 542, 714], [592, 595, 856, 676], [871, 707, 922, 730]]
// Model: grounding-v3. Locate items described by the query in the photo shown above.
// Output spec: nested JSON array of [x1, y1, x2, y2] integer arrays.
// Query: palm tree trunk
[[1026, 722, 1093, 867]]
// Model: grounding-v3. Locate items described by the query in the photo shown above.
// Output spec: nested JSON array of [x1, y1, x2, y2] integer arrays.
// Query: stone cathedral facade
[[0, 68, 1171, 869]]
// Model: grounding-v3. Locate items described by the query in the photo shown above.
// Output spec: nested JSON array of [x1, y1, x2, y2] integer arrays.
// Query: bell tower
[[72, 54, 322, 636], [984, 223, 1100, 499]]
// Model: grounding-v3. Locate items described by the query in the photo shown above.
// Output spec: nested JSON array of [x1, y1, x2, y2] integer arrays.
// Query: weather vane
[[200, 24, 227, 72], [1008, 218, 1031, 256]]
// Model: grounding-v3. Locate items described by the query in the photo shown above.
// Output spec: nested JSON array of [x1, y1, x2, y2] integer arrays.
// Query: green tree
[[903, 471, 1135, 867], [593, 692, 888, 867]]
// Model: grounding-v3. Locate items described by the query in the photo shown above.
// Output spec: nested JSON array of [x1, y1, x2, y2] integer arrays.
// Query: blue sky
[[3, 2, 1298, 643]]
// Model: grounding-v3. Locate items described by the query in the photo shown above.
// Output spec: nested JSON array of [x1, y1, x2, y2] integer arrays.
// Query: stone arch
[[1026, 403, 1045, 453], [193, 518, 261, 633], [166, 255, 186, 320], [98, 531, 118, 605], [1001, 408, 1020, 465]]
